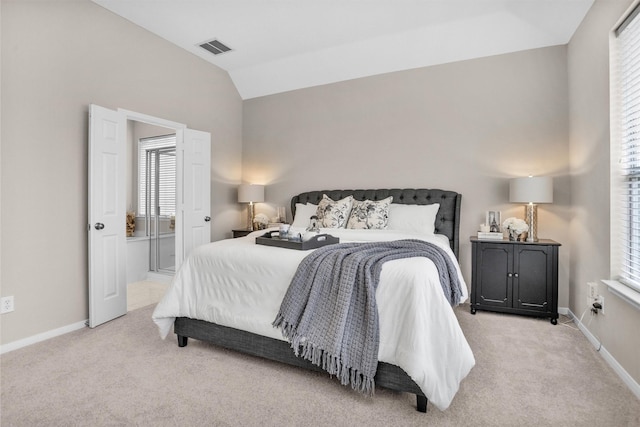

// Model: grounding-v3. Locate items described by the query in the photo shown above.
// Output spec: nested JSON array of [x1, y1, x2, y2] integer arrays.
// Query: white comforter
[[152, 228, 475, 410]]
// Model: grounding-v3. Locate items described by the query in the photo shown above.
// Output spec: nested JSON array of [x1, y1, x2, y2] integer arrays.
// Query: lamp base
[[247, 202, 255, 231], [524, 204, 538, 242]]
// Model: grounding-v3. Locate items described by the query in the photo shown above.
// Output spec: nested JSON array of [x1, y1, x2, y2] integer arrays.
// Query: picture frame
[[485, 211, 501, 232]]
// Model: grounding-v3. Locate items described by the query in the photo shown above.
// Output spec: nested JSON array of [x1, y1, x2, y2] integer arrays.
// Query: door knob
[[204, 216, 211, 222], [94, 222, 105, 230]]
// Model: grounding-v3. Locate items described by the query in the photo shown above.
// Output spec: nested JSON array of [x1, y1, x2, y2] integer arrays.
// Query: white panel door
[[88, 104, 127, 328], [176, 129, 211, 267]]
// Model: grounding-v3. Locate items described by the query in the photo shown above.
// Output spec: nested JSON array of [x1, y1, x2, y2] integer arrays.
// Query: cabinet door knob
[[514, 273, 519, 278], [508, 273, 513, 277]]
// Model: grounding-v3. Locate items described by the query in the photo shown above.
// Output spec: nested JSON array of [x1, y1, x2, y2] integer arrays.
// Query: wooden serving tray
[[255, 232, 339, 250]]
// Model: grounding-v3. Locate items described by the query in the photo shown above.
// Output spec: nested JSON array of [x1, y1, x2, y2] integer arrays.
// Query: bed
[[152, 188, 474, 412]]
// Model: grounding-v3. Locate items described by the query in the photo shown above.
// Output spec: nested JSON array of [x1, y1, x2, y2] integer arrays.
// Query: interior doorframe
[[118, 109, 186, 275], [90, 106, 212, 328]]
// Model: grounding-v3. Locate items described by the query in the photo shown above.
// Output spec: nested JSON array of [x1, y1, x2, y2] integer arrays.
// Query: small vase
[[508, 229, 519, 241]]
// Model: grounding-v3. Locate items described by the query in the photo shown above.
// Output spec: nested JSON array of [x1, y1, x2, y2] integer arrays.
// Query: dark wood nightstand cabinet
[[470, 237, 561, 325], [232, 229, 252, 238]]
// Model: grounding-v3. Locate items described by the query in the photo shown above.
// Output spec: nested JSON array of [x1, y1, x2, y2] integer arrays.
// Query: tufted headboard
[[291, 188, 462, 258]]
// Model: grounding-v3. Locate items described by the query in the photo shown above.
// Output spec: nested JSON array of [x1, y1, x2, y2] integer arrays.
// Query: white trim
[[0, 320, 87, 355], [602, 279, 640, 311], [568, 308, 640, 400], [117, 109, 186, 130]]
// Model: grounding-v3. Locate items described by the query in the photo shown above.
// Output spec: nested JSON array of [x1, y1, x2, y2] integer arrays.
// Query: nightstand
[[232, 229, 252, 238], [470, 236, 561, 325]]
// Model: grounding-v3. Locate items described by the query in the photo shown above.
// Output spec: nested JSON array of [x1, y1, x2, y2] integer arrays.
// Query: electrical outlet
[[1, 296, 14, 314], [594, 295, 605, 315], [587, 282, 597, 308], [588, 282, 598, 299]]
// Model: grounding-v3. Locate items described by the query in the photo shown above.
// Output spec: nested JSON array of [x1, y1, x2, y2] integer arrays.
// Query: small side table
[[232, 229, 252, 238], [470, 236, 560, 324]]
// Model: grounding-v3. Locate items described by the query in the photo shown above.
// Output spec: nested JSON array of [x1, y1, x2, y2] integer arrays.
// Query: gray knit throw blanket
[[272, 239, 463, 396]]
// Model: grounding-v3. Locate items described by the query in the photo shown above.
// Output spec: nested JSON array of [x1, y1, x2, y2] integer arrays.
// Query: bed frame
[[175, 188, 462, 413]]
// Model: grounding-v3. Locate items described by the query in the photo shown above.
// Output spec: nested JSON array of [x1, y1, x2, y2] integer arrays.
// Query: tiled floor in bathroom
[[127, 280, 170, 311]]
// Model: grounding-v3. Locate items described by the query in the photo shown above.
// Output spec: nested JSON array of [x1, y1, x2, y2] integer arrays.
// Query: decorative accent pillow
[[291, 203, 318, 228], [316, 195, 354, 228], [387, 203, 440, 234], [346, 197, 393, 229]]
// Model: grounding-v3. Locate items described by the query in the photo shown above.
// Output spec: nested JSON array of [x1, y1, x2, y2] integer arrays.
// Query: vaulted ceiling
[[91, 0, 594, 99]]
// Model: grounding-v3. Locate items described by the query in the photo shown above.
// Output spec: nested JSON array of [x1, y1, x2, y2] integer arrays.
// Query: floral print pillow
[[346, 197, 393, 229], [316, 195, 354, 228]]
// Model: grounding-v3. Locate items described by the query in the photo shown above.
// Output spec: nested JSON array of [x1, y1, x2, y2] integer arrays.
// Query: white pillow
[[387, 203, 440, 234], [291, 203, 318, 228]]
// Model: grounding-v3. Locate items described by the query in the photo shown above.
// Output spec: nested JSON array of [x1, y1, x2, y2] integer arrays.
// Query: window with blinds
[[138, 134, 176, 218], [614, 6, 640, 294]]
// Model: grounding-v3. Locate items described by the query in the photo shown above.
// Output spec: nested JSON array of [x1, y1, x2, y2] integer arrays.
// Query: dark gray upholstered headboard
[[291, 189, 462, 258]]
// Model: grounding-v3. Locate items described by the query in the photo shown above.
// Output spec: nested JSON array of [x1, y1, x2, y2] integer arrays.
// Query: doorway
[[88, 105, 212, 327], [126, 127, 176, 312], [125, 122, 178, 288]]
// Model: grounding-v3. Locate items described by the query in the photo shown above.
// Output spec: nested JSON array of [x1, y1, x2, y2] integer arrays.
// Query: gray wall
[[243, 46, 571, 303], [568, 0, 640, 387], [0, 0, 243, 344]]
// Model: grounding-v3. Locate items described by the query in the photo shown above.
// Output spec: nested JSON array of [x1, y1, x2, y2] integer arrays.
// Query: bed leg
[[177, 335, 188, 347], [416, 395, 427, 413]]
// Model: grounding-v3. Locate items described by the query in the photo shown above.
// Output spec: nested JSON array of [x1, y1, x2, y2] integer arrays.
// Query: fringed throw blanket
[[272, 239, 463, 395]]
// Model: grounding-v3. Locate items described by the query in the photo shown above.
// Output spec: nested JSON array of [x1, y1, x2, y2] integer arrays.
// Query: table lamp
[[238, 184, 265, 231], [509, 176, 553, 242]]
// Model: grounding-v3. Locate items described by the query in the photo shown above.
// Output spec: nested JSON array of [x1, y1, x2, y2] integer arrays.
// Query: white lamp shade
[[509, 176, 553, 204], [238, 184, 265, 203]]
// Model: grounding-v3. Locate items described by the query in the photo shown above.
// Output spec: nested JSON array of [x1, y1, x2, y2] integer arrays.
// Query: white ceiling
[[91, 0, 594, 100]]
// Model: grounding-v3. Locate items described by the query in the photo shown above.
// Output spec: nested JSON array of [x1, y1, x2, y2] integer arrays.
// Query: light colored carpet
[[1, 305, 639, 426]]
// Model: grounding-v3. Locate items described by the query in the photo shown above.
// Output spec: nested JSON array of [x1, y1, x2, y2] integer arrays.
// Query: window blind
[[615, 7, 640, 293], [138, 135, 176, 217]]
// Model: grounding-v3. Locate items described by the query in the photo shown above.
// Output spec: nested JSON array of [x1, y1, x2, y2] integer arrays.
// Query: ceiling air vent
[[199, 39, 232, 56]]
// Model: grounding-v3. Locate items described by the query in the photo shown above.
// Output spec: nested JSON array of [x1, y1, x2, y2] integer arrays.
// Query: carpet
[[1, 304, 639, 426]]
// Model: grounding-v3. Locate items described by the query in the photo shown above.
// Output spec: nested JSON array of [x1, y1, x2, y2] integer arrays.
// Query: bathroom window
[[138, 134, 176, 217]]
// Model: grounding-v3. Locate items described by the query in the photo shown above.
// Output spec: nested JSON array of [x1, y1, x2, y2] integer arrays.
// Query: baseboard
[[0, 319, 87, 355], [567, 308, 640, 400]]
